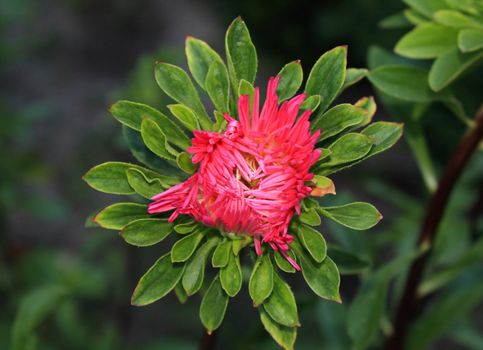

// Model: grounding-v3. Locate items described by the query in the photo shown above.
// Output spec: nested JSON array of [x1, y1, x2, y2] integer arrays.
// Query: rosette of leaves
[[83, 17, 402, 349]]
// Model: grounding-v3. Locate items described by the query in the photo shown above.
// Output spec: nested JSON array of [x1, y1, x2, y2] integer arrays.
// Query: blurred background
[[1, 0, 481, 349]]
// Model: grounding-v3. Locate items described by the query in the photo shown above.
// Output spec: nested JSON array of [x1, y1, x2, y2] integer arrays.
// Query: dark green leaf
[[312, 104, 366, 141], [171, 231, 204, 263], [176, 152, 196, 174], [212, 240, 232, 268], [83, 161, 136, 195], [120, 218, 173, 247], [429, 48, 483, 91], [126, 168, 165, 199], [220, 251, 242, 297], [263, 272, 299, 327], [94, 202, 148, 230], [182, 237, 219, 295], [297, 224, 327, 263], [259, 307, 297, 350], [277, 60, 303, 101], [318, 202, 382, 230], [379, 12, 412, 29], [199, 276, 229, 334], [274, 250, 297, 273], [174, 282, 188, 304], [299, 208, 321, 226], [395, 23, 458, 59], [327, 245, 371, 275], [225, 17, 258, 92], [174, 220, 198, 234], [110, 100, 190, 149], [361, 121, 404, 157], [249, 254, 274, 306], [131, 253, 185, 306], [292, 240, 340, 302], [342, 68, 368, 90], [300, 95, 321, 111], [319, 133, 373, 167], [154, 62, 212, 130], [140, 118, 176, 161], [305, 46, 347, 113], [167, 104, 200, 131], [205, 61, 230, 113]]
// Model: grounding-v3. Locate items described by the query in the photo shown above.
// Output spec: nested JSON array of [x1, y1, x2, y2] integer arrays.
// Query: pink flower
[[148, 76, 321, 270]]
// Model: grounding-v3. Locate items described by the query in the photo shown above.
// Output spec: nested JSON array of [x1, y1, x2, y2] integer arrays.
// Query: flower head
[[148, 76, 321, 268]]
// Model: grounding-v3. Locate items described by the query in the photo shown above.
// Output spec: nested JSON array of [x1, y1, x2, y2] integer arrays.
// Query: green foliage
[[84, 17, 400, 349]]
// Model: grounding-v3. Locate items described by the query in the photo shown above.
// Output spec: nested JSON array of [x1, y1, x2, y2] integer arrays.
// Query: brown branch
[[387, 107, 483, 350]]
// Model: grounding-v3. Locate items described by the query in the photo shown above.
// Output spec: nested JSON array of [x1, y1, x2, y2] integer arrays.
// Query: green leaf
[[83, 161, 136, 195], [347, 249, 423, 350], [249, 254, 274, 306], [395, 23, 458, 59], [167, 104, 200, 131], [318, 202, 382, 230], [342, 68, 368, 90], [434, 10, 483, 29], [126, 168, 165, 199], [174, 220, 198, 234], [263, 272, 299, 327], [292, 240, 340, 302], [310, 175, 336, 197], [171, 231, 204, 263], [174, 282, 188, 304], [140, 118, 176, 161], [361, 122, 404, 157], [312, 104, 366, 141], [120, 218, 173, 247], [11, 285, 66, 350], [299, 208, 321, 226], [110, 100, 190, 149], [404, 9, 428, 25], [354, 96, 377, 127], [182, 237, 219, 295], [238, 79, 255, 104], [274, 250, 297, 273], [225, 17, 258, 92], [458, 28, 483, 52], [276, 60, 303, 101], [300, 95, 320, 111], [131, 253, 185, 306], [212, 240, 232, 268], [368, 65, 442, 102], [429, 48, 483, 91], [297, 224, 327, 263], [402, 0, 449, 18], [259, 307, 297, 350], [305, 46, 347, 113], [327, 245, 371, 275], [176, 152, 196, 174], [319, 133, 373, 167], [205, 61, 231, 113], [94, 202, 148, 230], [220, 251, 242, 297], [379, 12, 412, 29], [154, 62, 212, 130], [185, 36, 224, 89], [200, 276, 229, 334]]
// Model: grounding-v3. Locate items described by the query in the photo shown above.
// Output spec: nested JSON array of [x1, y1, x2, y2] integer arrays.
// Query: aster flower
[[84, 17, 402, 350]]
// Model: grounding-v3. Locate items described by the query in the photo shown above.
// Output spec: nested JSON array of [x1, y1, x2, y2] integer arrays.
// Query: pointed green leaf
[[354, 96, 376, 127], [220, 251, 242, 297], [395, 23, 458, 59], [342, 68, 368, 90], [292, 240, 340, 302], [225, 17, 258, 92], [300, 95, 320, 111], [182, 237, 219, 295], [319, 133, 373, 167], [402, 0, 449, 18], [238, 79, 255, 107], [212, 240, 232, 268], [318, 202, 382, 230], [121, 218, 173, 247], [249, 254, 274, 306], [83, 161, 136, 195], [259, 307, 297, 350], [174, 220, 198, 234], [274, 250, 297, 273], [167, 104, 200, 131], [174, 282, 188, 304], [140, 118, 176, 161], [205, 61, 230, 113], [110, 100, 190, 149], [94, 203, 148, 230], [263, 272, 299, 327], [185, 36, 224, 89], [154, 62, 212, 130], [297, 224, 327, 263], [299, 208, 321, 226], [312, 104, 365, 140], [126, 168, 165, 199], [131, 253, 185, 306], [171, 231, 204, 263], [305, 46, 347, 114], [200, 276, 229, 334], [458, 28, 483, 53], [276, 60, 303, 101], [434, 10, 483, 29]]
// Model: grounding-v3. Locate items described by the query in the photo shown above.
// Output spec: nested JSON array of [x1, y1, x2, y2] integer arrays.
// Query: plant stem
[[199, 330, 217, 350], [387, 106, 483, 350]]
